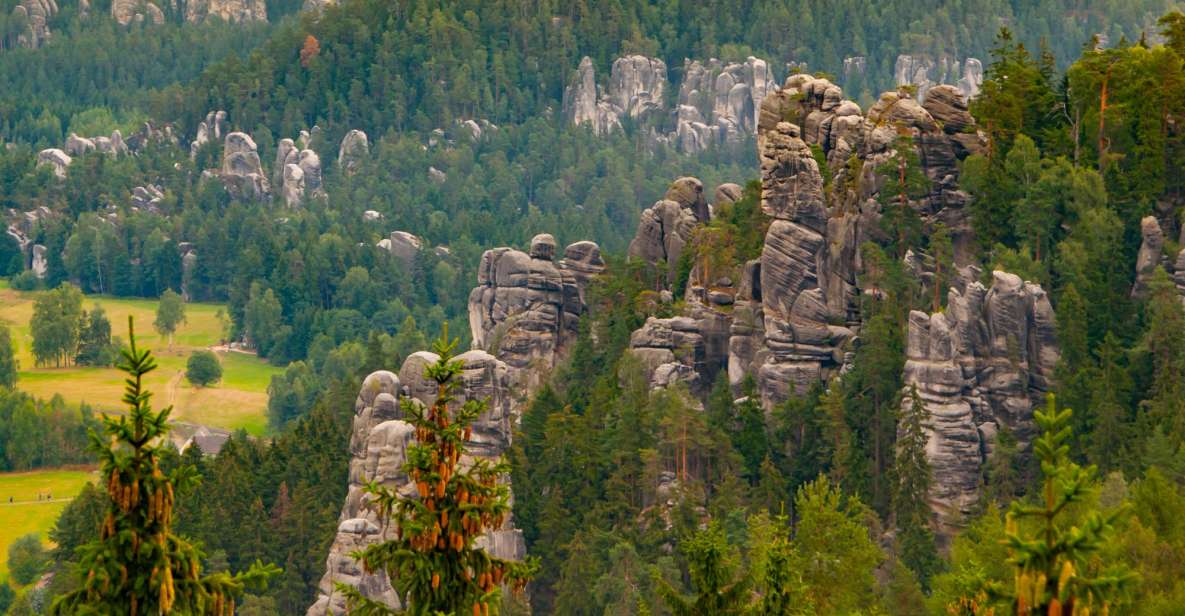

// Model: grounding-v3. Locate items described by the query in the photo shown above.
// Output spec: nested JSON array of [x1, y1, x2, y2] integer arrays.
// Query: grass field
[[0, 282, 281, 435], [0, 468, 97, 580]]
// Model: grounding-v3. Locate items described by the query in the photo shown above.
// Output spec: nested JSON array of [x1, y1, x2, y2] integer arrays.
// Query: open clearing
[[0, 468, 97, 580], [0, 282, 280, 435]]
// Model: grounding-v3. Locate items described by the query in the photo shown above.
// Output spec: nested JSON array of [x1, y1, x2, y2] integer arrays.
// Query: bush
[[8, 271, 42, 291], [8, 534, 48, 585], [185, 351, 222, 387]]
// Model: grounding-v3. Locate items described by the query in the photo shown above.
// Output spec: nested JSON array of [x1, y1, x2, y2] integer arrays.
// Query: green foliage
[[339, 327, 536, 615], [894, 385, 941, 587], [0, 323, 17, 388], [50, 318, 278, 614], [154, 288, 186, 343], [789, 475, 882, 613], [655, 521, 752, 616], [186, 350, 223, 387], [30, 282, 82, 367], [7, 533, 49, 585], [74, 305, 116, 367]]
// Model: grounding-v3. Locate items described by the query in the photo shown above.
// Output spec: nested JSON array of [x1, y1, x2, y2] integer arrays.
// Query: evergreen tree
[[655, 521, 752, 616], [894, 385, 940, 587], [959, 395, 1134, 613], [339, 327, 535, 615], [51, 318, 275, 615], [75, 305, 116, 367], [929, 222, 953, 311]]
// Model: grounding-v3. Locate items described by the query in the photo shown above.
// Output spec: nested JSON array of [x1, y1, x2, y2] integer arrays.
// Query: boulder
[[111, 0, 164, 25], [36, 149, 72, 179], [338, 129, 370, 174]]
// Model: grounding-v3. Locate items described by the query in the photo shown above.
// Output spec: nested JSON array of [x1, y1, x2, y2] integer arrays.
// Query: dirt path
[[166, 369, 184, 407], [0, 497, 74, 506]]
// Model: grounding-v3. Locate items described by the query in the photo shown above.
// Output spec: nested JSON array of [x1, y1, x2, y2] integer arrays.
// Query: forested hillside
[[2, 0, 1185, 613]]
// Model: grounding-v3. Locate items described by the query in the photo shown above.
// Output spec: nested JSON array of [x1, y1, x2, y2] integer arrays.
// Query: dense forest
[[0, 0, 1184, 613]]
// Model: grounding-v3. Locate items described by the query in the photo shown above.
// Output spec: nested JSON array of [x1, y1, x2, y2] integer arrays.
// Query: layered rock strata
[[894, 54, 984, 101], [308, 353, 525, 615], [901, 271, 1058, 535], [562, 55, 668, 135], [626, 177, 709, 286], [468, 234, 604, 394]]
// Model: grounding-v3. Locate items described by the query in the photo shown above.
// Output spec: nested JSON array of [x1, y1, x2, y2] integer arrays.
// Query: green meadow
[[0, 468, 97, 580]]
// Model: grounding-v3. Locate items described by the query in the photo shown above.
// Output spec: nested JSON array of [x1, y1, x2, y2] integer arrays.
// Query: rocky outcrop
[[185, 0, 266, 22], [901, 271, 1058, 536], [131, 184, 165, 212], [626, 177, 709, 285], [10, 0, 57, 49], [562, 55, 667, 135], [112, 0, 164, 25], [212, 132, 270, 201], [31, 244, 47, 278], [190, 110, 227, 158], [36, 149, 71, 179], [338, 129, 369, 175], [894, 55, 983, 101], [308, 354, 525, 615], [468, 234, 604, 394], [273, 138, 323, 205], [377, 231, 422, 268], [65, 131, 129, 158], [1133, 215, 1167, 298], [675, 56, 774, 152]]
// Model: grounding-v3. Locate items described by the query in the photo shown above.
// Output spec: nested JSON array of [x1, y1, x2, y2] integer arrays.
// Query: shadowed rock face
[[894, 54, 983, 101], [1133, 215, 1167, 298], [307, 354, 524, 615], [626, 177, 709, 286], [901, 271, 1058, 537], [468, 234, 604, 394], [676, 56, 775, 151], [11, 0, 57, 49], [562, 55, 667, 135]]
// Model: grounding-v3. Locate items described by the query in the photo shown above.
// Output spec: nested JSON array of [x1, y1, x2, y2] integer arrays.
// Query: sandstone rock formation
[[31, 244, 47, 279], [308, 353, 525, 615], [185, 0, 266, 22], [626, 177, 709, 286], [338, 129, 369, 175], [468, 234, 604, 394], [377, 231, 422, 269], [675, 56, 774, 152], [214, 132, 270, 201], [1133, 215, 1167, 298], [273, 137, 323, 205], [112, 0, 164, 25], [894, 54, 983, 101], [562, 54, 669, 135], [10, 0, 57, 49], [901, 271, 1058, 535], [190, 110, 227, 158], [36, 149, 71, 179], [131, 184, 165, 211]]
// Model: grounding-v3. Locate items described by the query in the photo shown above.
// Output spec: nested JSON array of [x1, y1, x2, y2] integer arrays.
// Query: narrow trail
[[166, 369, 184, 408], [0, 497, 75, 506]]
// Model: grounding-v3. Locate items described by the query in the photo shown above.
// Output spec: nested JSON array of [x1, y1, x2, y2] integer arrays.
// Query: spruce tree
[[340, 327, 535, 615], [655, 521, 752, 616], [993, 395, 1134, 613], [51, 318, 275, 615], [894, 385, 940, 587]]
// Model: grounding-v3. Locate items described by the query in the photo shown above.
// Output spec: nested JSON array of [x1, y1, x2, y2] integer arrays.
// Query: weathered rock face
[[564, 55, 668, 136], [273, 138, 323, 205], [216, 132, 270, 201], [468, 234, 604, 394], [190, 110, 227, 158], [308, 353, 525, 615], [378, 231, 422, 268], [675, 56, 774, 152], [112, 0, 164, 25], [36, 149, 72, 179], [338, 129, 369, 175], [1133, 215, 1167, 297], [185, 0, 266, 22], [895, 54, 984, 101], [901, 271, 1058, 536], [31, 244, 47, 279], [131, 184, 165, 211], [10, 0, 57, 49], [627, 177, 709, 286]]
